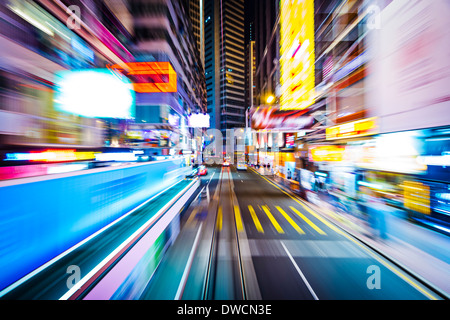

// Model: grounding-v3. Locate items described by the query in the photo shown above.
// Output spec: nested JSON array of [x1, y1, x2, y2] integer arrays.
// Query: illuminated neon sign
[[188, 113, 210, 128], [326, 117, 378, 140], [309, 146, 346, 162], [54, 69, 135, 119], [279, 0, 315, 110], [109, 62, 177, 93], [5, 150, 98, 162]]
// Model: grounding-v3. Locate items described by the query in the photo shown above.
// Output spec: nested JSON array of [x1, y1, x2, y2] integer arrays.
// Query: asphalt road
[[143, 165, 442, 300], [3, 164, 441, 300], [229, 166, 440, 300]]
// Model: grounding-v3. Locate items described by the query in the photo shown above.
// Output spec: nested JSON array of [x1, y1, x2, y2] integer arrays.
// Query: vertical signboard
[[279, 0, 315, 110]]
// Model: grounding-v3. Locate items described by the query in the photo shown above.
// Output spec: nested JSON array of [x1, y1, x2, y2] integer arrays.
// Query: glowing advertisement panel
[[188, 113, 210, 128], [326, 117, 378, 140], [54, 69, 135, 118], [109, 62, 177, 93], [251, 106, 315, 130], [309, 145, 346, 162], [279, 0, 315, 110]]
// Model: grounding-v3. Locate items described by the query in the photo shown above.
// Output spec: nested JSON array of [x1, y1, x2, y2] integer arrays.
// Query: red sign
[[251, 106, 314, 130], [285, 133, 295, 148]]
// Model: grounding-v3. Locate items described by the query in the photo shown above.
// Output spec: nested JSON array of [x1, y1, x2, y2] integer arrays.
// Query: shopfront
[[352, 128, 450, 230]]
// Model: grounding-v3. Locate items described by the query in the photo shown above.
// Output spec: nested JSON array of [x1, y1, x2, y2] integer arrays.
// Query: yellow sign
[[403, 181, 430, 215], [279, 0, 315, 110], [309, 145, 346, 162], [326, 117, 378, 140]]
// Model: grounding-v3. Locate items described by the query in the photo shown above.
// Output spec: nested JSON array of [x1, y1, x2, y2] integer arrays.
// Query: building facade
[[204, 0, 246, 137], [245, 40, 256, 120], [129, 0, 206, 152], [254, 0, 279, 108], [187, 0, 205, 67]]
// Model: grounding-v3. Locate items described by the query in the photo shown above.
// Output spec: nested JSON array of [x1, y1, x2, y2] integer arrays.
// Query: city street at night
[[0, 0, 449, 310], [141, 165, 447, 301]]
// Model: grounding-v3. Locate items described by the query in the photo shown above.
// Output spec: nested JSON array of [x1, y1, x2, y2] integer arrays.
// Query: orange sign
[[326, 117, 378, 140], [108, 62, 177, 93]]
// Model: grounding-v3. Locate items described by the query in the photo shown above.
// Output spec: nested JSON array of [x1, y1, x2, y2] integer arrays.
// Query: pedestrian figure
[[365, 190, 388, 240]]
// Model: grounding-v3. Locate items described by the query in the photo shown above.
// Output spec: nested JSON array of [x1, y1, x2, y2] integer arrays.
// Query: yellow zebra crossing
[[244, 205, 326, 236]]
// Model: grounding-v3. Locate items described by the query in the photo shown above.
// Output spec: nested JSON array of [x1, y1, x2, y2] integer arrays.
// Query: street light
[[266, 95, 275, 104]]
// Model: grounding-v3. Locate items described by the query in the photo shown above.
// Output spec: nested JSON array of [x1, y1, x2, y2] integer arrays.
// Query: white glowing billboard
[[188, 113, 210, 128], [54, 69, 135, 119]]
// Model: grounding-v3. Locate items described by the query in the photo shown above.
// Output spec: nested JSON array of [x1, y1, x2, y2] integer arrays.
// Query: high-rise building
[[254, 0, 279, 108], [244, 1, 256, 128], [188, 0, 205, 67], [245, 40, 256, 112], [129, 0, 206, 152], [204, 0, 246, 137]]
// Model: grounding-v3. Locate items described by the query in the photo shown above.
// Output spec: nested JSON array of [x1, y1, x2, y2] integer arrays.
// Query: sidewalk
[[250, 166, 274, 176], [307, 193, 450, 298], [251, 169, 450, 298]]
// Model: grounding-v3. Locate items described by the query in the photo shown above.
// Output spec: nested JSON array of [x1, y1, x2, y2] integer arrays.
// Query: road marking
[[250, 168, 441, 300], [234, 205, 244, 232], [193, 186, 205, 202], [186, 207, 199, 226], [175, 222, 203, 300], [226, 165, 261, 299], [217, 206, 223, 231], [276, 206, 305, 234], [281, 241, 319, 300], [248, 205, 264, 233], [262, 205, 284, 234], [208, 171, 215, 184], [290, 206, 327, 235]]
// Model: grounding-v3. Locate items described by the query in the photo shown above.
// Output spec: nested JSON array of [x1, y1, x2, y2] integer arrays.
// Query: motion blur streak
[[0, 0, 450, 302]]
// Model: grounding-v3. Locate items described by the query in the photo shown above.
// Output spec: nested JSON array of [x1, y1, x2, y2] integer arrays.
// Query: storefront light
[[315, 171, 328, 178], [358, 181, 384, 190], [417, 155, 450, 167]]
